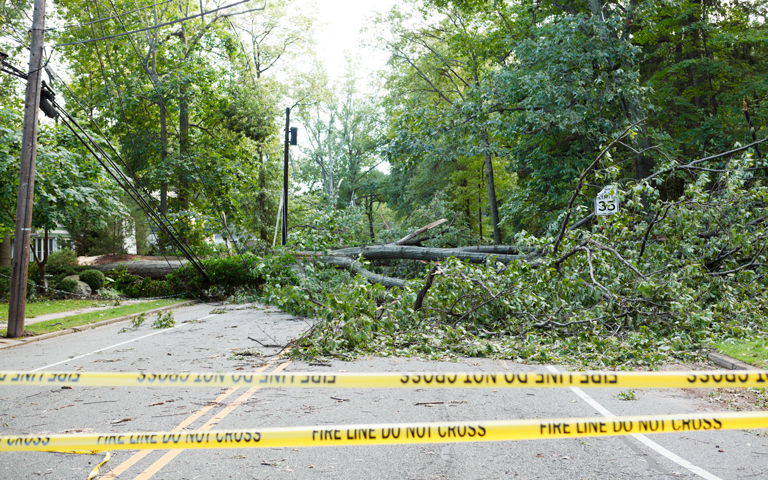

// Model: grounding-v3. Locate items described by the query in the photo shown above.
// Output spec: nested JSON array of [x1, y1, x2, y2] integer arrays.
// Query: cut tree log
[[91, 259, 187, 279]]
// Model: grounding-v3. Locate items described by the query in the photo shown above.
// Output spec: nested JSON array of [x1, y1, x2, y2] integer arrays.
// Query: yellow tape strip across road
[[2, 370, 768, 388], [2, 412, 767, 452]]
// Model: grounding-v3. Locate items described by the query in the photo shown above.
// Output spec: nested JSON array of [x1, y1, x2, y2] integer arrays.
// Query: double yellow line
[[100, 361, 290, 480]]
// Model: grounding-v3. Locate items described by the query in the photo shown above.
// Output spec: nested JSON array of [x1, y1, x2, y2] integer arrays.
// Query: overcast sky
[[308, 0, 397, 82]]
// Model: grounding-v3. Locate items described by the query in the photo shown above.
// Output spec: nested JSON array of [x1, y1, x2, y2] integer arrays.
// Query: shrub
[[167, 253, 298, 299], [97, 286, 121, 305], [46, 250, 79, 274], [107, 266, 174, 298], [57, 278, 79, 294], [79, 269, 105, 291]]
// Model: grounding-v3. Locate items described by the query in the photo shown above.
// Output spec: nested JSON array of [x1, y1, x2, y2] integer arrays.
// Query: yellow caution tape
[[1, 370, 768, 388], [86, 451, 111, 480], [1, 412, 766, 452]]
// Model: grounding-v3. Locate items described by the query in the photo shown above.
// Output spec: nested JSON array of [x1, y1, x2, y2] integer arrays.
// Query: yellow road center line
[[132, 361, 291, 480], [99, 364, 270, 480]]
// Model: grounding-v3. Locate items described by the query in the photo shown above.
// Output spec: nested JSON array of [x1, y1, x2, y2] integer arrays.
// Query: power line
[[0, 44, 210, 279], [46, 0, 175, 31], [55, 0, 260, 47], [96, 0, 247, 253], [52, 99, 210, 280]]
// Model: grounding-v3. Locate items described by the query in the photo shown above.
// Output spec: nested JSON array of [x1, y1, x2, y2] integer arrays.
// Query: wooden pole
[[281, 107, 289, 246], [7, 0, 47, 338]]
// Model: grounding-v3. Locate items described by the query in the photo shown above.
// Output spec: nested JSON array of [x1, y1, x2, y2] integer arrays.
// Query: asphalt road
[[0, 302, 766, 479]]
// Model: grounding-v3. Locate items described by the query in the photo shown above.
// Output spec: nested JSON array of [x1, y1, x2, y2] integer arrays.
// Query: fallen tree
[[323, 244, 538, 265], [91, 259, 187, 279]]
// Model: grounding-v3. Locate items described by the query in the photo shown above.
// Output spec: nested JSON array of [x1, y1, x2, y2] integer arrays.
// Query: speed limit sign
[[595, 185, 619, 216]]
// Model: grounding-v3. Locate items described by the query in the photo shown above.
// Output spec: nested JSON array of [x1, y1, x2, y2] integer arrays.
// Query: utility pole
[[281, 107, 290, 246], [7, 0, 47, 338]]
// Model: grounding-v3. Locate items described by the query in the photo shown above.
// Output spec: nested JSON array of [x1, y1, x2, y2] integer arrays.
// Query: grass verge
[[0, 299, 106, 321], [713, 338, 768, 368], [1, 299, 187, 336]]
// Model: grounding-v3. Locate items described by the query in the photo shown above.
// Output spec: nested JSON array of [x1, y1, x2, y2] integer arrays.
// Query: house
[[10, 226, 72, 261]]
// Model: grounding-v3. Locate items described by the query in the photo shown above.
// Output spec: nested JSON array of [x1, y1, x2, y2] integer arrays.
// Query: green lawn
[[0, 299, 103, 320], [1, 299, 188, 336], [714, 338, 768, 368]]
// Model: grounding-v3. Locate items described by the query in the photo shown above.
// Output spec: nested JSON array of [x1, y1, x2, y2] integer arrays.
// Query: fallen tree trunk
[[454, 245, 544, 255], [319, 256, 405, 289], [91, 259, 187, 279], [326, 245, 536, 265]]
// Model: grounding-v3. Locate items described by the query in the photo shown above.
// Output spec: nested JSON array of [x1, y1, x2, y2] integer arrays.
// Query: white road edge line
[[31, 314, 216, 372], [546, 365, 722, 480]]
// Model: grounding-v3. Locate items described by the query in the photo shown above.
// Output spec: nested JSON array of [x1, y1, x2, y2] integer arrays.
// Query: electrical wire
[[1, 6, 214, 293], [57, 0, 212, 281], [54, 0, 258, 47], [96, 0, 247, 254], [46, 0, 175, 31], [52, 99, 210, 280], [90, 0, 243, 260]]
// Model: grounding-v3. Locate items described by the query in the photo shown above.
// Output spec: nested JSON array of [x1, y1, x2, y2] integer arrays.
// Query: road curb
[[0, 300, 199, 349], [707, 351, 755, 370]]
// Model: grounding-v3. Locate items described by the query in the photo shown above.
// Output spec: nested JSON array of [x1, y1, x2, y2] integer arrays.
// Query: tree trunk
[[92, 258, 187, 279], [0, 233, 11, 267], [179, 27, 191, 209], [482, 129, 501, 244], [366, 196, 375, 240], [37, 227, 48, 288], [152, 47, 168, 217], [258, 146, 269, 240], [319, 256, 405, 289], [325, 245, 532, 265]]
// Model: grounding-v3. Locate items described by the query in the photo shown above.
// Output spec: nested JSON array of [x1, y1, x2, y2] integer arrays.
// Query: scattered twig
[[247, 336, 283, 348], [705, 246, 742, 271], [300, 288, 325, 307]]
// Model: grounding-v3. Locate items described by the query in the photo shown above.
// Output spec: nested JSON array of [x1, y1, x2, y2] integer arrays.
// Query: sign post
[[595, 185, 620, 217]]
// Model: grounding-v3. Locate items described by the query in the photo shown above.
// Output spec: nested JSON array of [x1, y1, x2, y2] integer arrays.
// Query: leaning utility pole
[[7, 0, 47, 338]]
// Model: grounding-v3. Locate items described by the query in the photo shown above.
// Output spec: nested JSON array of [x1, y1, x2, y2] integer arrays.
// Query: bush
[[167, 253, 299, 299], [46, 250, 79, 274], [96, 286, 121, 305], [107, 266, 174, 298], [79, 269, 105, 291], [1, 265, 41, 297], [57, 278, 79, 294]]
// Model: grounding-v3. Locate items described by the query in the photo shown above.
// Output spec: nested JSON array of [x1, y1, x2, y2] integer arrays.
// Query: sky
[[307, 0, 397, 82]]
